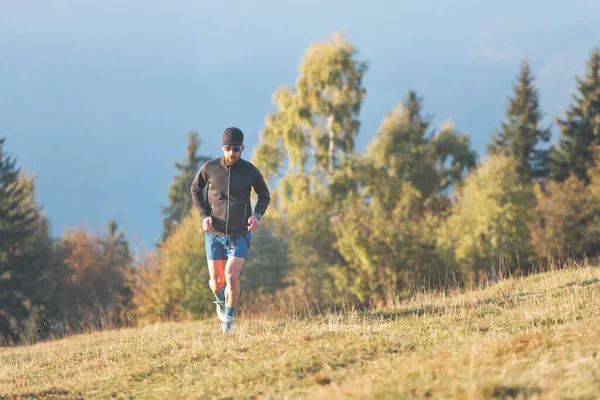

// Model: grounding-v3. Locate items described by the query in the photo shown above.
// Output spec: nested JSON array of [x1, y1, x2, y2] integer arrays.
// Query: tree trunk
[[327, 114, 334, 174]]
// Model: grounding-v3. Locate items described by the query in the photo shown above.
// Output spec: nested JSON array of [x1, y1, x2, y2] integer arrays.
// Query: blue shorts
[[205, 232, 252, 260]]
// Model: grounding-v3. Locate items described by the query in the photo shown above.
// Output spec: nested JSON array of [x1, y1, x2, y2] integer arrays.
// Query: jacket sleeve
[[252, 168, 270, 220], [190, 163, 211, 219]]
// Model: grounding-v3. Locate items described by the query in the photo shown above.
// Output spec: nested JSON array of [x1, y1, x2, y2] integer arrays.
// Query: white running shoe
[[214, 299, 226, 322], [209, 280, 227, 322], [221, 315, 234, 332]]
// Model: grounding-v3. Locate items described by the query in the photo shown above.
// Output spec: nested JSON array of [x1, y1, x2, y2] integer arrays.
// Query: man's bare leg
[[223, 256, 245, 325], [207, 259, 226, 295], [207, 259, 227, 321]]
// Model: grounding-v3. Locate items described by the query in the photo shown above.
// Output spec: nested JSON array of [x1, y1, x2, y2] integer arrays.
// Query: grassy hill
[[2, 263, 600, 399]]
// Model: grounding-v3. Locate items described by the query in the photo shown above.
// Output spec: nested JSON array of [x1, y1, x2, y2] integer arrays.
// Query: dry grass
[[2, 263, 600, 399]]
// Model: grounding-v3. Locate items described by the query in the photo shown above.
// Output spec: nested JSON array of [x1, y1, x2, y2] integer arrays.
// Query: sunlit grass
[[2, 262, 600, 399]]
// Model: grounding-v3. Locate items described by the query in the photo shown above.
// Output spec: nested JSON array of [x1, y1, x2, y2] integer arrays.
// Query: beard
[[224, 154, 240, 166]]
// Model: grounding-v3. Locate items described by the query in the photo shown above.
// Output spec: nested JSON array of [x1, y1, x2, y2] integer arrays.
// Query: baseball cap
[[222, 127, 244, 146]]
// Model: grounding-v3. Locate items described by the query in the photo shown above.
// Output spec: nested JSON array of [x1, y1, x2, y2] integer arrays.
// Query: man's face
[[222, 144, 243, 166]]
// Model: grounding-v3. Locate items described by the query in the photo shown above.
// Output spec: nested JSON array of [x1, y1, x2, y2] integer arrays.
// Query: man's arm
[[252, 168, 270, 220], [190, 163, 212, 219]]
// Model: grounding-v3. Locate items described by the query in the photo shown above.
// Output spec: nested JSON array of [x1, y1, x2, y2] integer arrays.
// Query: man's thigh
[[225, 233, 252, 259], [225, 256, 245, 280], [207, 259, 226, 280]]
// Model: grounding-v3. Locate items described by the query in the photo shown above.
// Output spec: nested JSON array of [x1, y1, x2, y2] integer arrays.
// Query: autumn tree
[[252, 32, 368, 208], [437, 154, 536, 282], [250, 33, 368, 303], [529, 176, 598, 261], [329, 92, 475, 302], [59, 220, 135, 331], [132, 212, 290, 323]]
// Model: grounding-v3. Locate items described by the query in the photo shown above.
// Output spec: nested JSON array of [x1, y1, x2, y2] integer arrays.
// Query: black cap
[[222, 127, 244, 146]]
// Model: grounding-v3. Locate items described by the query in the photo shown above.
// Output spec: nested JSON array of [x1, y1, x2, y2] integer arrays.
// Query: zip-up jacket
[[190, 157, 270, 237]]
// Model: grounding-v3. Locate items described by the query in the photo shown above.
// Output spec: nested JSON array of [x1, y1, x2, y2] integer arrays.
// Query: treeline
[[2, 33, 600, 345]]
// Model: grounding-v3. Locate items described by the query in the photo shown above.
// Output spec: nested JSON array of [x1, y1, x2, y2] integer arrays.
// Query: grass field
[[2, 263, 600, 399]]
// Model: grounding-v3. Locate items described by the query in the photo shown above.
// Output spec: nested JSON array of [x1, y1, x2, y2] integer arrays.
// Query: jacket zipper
[[225, 165, 231, 236]]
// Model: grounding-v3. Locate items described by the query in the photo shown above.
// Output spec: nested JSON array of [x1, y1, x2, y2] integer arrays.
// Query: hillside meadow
[[2, 261, 600, 399]]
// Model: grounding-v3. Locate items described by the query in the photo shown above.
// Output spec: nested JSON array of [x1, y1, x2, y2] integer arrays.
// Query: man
[[190, 127, 270, 332]]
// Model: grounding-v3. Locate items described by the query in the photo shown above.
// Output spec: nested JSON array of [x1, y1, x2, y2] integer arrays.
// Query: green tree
[[249, 33, 369, 306], [363, 90, 476, 200], [488, 58, 552, 183], [437, 154, 536, 282], [0, 138, 54, 344], [327, 92, 475, 302], [239, 214, 291, 295], [161, 130, 211, 241], [331, 182, 441, 303], [252, 32, 368, 206], [296, 32, 368, 177], [101, 219, 135, 322], [549, 48, 600, 183]]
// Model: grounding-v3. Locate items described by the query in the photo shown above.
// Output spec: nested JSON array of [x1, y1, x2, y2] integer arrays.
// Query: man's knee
[[209, 278, 225, 293], [225, 270, 240, 284]]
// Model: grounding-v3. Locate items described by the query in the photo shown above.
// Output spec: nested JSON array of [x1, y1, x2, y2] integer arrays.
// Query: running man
[[190, 127, 270, 332]]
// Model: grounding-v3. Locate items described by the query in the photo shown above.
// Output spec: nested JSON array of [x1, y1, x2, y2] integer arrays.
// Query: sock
[[214, 285, 226, 302], [225, 306, 235, 317]]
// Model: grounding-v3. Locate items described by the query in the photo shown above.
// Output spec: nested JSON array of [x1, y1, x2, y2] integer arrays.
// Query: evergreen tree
[[488, 58, 551, 183], [0, 138, 49, 344], [160, 130, 211, 241], [549, 48, 600, 183], [101, 219, 135, 322]]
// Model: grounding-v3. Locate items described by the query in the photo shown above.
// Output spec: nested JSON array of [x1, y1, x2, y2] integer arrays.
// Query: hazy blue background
[[1, 0, 599, 255]]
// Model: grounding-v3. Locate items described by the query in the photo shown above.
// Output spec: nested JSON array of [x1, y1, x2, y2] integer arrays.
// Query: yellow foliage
[[132, 213, 212, 324], [529, 176, 599, 260], [437, 154, 536, 278], [60, 227, 135, 327]]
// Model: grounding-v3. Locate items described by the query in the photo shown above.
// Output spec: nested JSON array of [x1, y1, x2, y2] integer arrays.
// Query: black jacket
[[190, 157, 270, 237]]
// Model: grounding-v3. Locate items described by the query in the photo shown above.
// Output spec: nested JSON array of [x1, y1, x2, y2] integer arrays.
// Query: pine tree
[[487, 58, 551, 183], [102, 219, 135, 322], [0, 138, 48, 344], [549, 48, 600, 183], [160, 130, 211, 241]]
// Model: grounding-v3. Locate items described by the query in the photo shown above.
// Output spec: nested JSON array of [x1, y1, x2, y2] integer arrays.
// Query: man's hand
[[247, 215, 259, 231], [202, 216, 214, 232]]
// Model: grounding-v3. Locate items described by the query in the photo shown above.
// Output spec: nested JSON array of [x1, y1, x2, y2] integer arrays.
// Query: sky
[[1, 0, 599, 256]]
